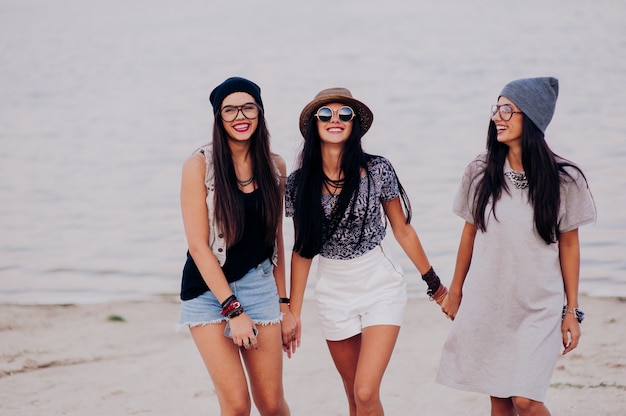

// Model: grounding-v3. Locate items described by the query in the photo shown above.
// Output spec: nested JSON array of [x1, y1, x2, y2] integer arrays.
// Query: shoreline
[[1, 295, 624, 415]]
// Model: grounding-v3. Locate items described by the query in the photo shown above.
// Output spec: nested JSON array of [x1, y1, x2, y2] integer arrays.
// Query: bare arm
[[559, 228, 581, 355], [441, 221, 477, 320], [288, 239, 313, 354], [180, 153, 256, 345], [382, 197, 432, 274], [271, 154, 297, 356]]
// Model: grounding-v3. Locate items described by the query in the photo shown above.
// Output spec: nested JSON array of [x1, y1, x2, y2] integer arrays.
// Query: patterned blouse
[[285, 156, 400, 260]]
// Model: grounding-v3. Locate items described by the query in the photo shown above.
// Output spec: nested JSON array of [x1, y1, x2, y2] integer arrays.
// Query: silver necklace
[[504, 171, 528, 189]]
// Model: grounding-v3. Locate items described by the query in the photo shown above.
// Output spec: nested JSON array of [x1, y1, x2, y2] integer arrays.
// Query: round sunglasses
[[315, 106, 355, 122]]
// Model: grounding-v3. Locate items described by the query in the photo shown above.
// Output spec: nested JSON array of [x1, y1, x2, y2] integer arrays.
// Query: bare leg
[[242, 323, 290, 416], [512, 396, 551, 416], [490, 397, 517, 416], [190, 323, 252, 416], [326, 325, 400, 416], [326, 334, 361, 416], [353, 325, 399, 415]]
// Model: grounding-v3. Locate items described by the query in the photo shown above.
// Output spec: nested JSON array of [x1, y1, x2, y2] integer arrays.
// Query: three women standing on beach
[[178, 77, 294, 415], [177, 76, 595, 416], [285, 87, 446, 415], [436, 77, 596, 416]]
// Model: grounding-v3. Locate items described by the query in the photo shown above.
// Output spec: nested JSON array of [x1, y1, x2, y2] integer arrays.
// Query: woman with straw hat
[[284, 87, 445, 415]]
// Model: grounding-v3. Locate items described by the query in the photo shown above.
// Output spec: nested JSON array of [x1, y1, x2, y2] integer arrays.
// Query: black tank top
[[180, 188, 273, 301]]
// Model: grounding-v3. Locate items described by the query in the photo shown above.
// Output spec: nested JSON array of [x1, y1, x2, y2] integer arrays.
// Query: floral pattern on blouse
[[286, 156, 400, 260]]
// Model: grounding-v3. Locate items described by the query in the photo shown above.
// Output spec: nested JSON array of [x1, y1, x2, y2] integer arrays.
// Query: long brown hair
[[212, 110, 281, 247]]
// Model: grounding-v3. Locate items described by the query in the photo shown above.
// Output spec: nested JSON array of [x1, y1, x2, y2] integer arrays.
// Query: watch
[[562, 306, 585, 323]]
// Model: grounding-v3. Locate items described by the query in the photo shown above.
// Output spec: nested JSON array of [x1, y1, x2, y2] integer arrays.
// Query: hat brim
[[299, 95, 373, 138]]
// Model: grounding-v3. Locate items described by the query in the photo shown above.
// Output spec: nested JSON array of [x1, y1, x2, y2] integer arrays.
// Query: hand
[[280, 310, 298, 358], [229, 313, 258, 350], [561, 314, 581, 355], [441, 289, 462, 320]]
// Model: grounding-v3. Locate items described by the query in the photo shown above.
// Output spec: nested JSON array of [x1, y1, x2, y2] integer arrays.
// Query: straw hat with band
[[299, 87, 374, 138]]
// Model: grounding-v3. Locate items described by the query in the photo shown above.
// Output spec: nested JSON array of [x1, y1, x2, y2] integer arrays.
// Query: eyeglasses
[[490, 104, 522, 121], [220, 102, 260, 122], [315, 106, 355, 122]]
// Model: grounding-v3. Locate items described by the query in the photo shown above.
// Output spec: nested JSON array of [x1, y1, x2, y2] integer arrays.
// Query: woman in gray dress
[[437, 77, 595, 416]]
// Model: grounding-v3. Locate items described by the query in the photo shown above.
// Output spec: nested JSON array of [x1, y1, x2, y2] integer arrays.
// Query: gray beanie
[[499, 77, 559, 133]]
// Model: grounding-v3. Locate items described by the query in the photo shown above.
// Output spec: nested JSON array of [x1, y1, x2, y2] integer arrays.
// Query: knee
[[256, 397, 287, 416], [224, 402, 251, 416], [354, 384, 378, 410], [512, 396, 541, 412]]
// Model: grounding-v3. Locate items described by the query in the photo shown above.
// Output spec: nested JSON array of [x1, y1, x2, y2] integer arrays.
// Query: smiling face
[[220, 92, 259, 142], [316, 102, 353, 145], [493, 96, 523, 147]]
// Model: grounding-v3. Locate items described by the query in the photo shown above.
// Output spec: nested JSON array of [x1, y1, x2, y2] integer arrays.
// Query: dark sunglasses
[[315, 106, 355, 122]]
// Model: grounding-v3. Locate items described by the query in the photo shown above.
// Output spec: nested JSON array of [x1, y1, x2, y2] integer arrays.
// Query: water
[[1, 0, 625, 304]]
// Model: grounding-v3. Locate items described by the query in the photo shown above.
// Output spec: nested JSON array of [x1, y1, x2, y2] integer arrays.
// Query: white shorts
[[314, 245, 407, 341]]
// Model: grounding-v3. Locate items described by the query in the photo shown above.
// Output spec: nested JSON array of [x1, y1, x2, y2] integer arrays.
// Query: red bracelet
[[221, 300, 241, 316]]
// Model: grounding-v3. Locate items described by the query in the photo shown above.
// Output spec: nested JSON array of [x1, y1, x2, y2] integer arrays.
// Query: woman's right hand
[[441, 289, 462, 320], [228, 313, 258, 349]]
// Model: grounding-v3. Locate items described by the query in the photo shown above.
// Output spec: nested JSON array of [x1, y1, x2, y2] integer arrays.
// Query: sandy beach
[[1, 295, 624, 415]]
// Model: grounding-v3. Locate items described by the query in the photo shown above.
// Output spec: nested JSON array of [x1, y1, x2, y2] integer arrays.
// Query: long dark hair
[[292, 113, 412, 258], [472, 115, 587, 244], [212, 109, 281, 247]]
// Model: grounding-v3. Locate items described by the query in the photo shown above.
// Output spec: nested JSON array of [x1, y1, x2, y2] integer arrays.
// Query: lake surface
[[1, 0, 625, 304]]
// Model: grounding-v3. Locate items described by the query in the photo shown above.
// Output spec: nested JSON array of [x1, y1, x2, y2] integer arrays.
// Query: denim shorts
[[177, 258, 281, 330]]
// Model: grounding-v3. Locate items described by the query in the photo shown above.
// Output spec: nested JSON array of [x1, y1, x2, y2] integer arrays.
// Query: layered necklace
[[504, 170, 528, 189], [322, 172, 345, 207], [236, 174, 254, 187]]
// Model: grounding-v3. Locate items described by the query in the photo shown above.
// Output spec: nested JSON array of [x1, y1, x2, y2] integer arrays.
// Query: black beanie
[[209, 77, 264, 114]]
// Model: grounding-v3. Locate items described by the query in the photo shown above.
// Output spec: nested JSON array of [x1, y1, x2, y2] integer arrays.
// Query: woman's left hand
[[280, 309, 298, 358], [561, 314, 581, 355]]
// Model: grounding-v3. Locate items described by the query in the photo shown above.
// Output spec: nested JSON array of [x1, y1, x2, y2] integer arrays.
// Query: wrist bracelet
[[221, 295, 237, 308], [226, 306, 244, 319], [562, 306, 585, 323], [279, 297, 290, 304], [221, 299, 241, 316], [429, 284, 448, 302], [422, 267, 442, 295]]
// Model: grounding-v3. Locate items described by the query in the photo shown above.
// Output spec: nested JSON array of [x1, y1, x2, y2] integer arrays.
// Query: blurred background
[[1, 0, 624, 304]]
